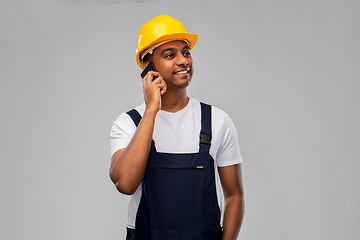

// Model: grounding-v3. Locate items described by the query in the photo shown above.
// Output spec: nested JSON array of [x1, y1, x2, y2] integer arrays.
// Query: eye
[[183, 51, 191, 57], [164, 53, 174, 59]]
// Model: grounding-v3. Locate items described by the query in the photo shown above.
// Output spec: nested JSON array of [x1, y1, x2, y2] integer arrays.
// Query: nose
[[176, 54, 188, 66]]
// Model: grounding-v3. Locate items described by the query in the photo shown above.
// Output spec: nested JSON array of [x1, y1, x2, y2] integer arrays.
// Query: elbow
[[115, 181, 138, 195], [109, 172, 138, 195]]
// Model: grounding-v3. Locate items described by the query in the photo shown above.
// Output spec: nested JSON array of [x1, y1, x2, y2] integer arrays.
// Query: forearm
[[222, 193, 245, 240], [110, 108, 157, 195]]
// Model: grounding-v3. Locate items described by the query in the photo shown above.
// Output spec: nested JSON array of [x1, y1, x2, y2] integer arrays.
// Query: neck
[[160, 89, 189, 113]]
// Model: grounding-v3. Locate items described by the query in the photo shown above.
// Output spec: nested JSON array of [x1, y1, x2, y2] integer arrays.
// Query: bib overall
[[126, 102, 222, 240]]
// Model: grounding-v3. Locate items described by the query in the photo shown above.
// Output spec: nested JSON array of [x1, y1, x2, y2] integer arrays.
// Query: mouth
[[174, 68, 190, 75]]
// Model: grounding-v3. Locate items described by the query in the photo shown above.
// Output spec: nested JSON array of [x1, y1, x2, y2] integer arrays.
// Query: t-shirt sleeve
[[109, 113, 136, 157], [215, 110, 243, 167]]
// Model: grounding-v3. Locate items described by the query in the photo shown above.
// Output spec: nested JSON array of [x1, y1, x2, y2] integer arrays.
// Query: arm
[[109, 71, 166, 195], [218, 164, 245, 240]]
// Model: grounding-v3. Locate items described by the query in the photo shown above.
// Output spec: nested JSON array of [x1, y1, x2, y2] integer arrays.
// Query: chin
[[180, 79, 191, 89]]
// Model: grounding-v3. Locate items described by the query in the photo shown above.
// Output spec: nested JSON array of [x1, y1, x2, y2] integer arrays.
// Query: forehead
[[154, 40, 189, 54]]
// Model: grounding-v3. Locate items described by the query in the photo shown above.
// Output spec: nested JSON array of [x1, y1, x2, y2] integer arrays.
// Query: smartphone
[[141, 62, 158, 81]]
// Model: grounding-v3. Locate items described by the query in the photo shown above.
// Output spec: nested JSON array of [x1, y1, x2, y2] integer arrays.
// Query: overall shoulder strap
[[126, 109, 142, 127], [199, 102, 212, 153]]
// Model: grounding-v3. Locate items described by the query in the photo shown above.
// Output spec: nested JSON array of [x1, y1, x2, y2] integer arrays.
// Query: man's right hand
[[142, 71, 167, 113]]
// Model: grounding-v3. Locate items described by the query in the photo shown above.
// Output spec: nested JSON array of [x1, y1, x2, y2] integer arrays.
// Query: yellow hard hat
[[136, 14, 198, 69]]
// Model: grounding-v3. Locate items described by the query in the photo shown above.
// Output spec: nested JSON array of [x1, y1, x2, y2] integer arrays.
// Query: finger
[[154, 76, 165, 89], [143, 70, 155, 86], [159, 85, 167, 95], [150, 73, 163, 85], [146, 71, 161, 84], [159, 81, 167, 95], [151, 71, 161, 79]]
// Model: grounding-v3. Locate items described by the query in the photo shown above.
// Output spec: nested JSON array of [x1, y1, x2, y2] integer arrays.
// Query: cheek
[[159, 63, 174, 76], [189, 62, 194, 74]]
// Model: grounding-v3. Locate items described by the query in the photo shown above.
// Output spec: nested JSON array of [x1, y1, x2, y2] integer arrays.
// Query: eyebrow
[[160, 46, 191, 56]]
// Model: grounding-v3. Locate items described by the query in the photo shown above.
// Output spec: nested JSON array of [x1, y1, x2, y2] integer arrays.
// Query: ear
[[142, 62, 149, 70]]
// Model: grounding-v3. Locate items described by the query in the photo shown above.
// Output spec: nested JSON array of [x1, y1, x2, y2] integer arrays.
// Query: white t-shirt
[[110, 98, 243, 228]]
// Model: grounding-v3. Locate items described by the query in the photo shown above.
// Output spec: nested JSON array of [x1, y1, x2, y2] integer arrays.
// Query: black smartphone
[[141, 62, 158, 81]]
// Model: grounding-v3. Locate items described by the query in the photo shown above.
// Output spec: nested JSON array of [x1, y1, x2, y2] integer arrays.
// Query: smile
[[174, 69, 190, 75]]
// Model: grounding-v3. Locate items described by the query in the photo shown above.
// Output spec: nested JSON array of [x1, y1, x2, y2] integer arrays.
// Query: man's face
[[151, 40, 194, 90]]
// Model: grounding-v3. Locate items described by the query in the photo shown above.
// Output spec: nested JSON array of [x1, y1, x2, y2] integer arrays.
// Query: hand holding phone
[[141, 62, 166, 112], [141, 62, 158, 81]]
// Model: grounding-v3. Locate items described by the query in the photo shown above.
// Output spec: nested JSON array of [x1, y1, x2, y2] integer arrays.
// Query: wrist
[[144, 105, 159, 116]]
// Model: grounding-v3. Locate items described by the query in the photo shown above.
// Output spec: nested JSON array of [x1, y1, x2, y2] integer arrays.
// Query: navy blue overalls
[[126, 102, 222, 240]]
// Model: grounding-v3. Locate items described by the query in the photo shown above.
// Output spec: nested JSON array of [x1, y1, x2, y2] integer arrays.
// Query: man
[[110, 14, 244, 240]]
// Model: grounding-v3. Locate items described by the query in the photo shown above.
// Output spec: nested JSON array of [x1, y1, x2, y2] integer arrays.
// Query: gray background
[[1, 0, 359, 239]]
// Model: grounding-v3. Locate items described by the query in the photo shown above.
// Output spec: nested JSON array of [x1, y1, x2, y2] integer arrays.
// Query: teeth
[[175, 70, 188, 75]]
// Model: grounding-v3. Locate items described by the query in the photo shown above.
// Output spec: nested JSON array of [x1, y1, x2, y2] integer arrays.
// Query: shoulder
[[109, 102, 146, 156], [195, 99, 237, 140], [195, 99, 232, 127], [195, 101, 242, 165], [212, 106, 234, 130], [208, 104, 242, 166]]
